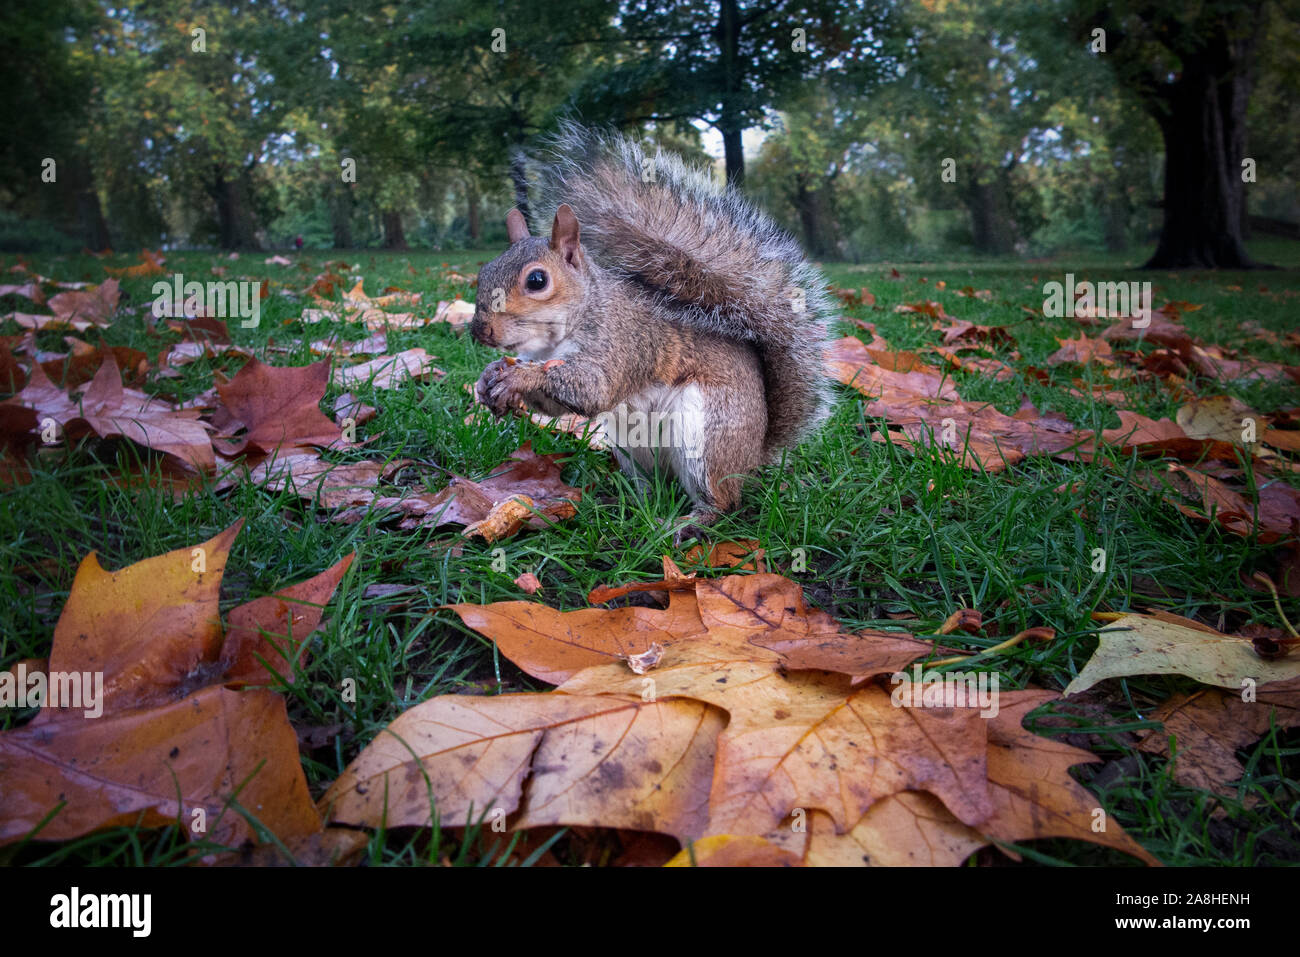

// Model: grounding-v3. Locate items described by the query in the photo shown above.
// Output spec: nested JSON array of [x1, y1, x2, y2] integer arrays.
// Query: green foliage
[[0, 0, 1294, 259]]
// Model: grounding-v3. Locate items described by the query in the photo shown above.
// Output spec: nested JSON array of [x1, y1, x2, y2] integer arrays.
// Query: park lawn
[[1, 238, 1298, 866]]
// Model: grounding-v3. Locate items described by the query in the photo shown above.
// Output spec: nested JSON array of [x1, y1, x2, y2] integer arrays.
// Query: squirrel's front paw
[[479, 357, 543, 417], [474, 358, 511, 413]]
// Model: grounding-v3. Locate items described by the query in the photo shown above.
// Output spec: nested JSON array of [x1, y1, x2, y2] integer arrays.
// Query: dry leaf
[[321, 693, 726, 843], [0, 523, 352, 849], [47, 278, 119, 326], [243, 451, 409, 509], [331, 348, 441, 390], [1046, 332, 1115, 367], [1065, 612, 1300, 696], [213, 357, 341, 455], [1135, 679, 1300, 799], [825, 336, 959, 401]]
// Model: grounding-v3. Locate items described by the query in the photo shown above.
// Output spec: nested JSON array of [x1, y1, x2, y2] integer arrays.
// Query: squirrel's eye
[[525, 269, 548, 292]]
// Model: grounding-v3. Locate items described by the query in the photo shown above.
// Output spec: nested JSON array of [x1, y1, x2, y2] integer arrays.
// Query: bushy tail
[[527, 123, 834, 456]]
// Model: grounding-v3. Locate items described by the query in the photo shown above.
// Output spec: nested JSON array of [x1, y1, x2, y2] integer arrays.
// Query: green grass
[[1, 238, 1298, 866]]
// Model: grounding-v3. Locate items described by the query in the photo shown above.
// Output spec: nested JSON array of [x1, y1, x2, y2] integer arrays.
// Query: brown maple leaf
[[0, 356, 214, 470], [0, 522, 353, 851], [331, 348, 442, 390], [335, 569, 1155, 865], [825, 336, 959, 401], [382, 442, 581, 537], [1071, 410, 1240, 464], [1135, 679, 1300, 801], [321, 693, 726, 844], [1046, 332, 1115, 367], [213, 356, 342, 455]]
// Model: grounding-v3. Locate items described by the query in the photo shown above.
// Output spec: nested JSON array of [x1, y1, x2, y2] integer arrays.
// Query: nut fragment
[[626, 642, 665, 675]]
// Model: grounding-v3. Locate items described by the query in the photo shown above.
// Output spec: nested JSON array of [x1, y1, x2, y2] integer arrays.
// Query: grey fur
[[526, 122, 835, 457]]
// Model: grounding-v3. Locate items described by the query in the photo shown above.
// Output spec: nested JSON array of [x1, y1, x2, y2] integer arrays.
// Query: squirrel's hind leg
[[610, 444, 655, 494], [670, 375, 767, 544]]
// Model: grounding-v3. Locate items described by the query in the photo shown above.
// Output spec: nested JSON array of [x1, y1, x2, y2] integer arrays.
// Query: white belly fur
[[596, 383, 709, 502]]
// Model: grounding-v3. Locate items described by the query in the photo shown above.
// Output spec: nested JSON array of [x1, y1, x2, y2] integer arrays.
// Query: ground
[[2, 238, 1298, 865]]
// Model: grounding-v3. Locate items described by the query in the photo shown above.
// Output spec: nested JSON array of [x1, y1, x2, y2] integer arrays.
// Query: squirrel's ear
[[549, 204, 582, 266], [506, 209, 530, 244]]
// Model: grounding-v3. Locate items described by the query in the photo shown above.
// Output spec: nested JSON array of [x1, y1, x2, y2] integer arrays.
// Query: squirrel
[[470, 124, 835, 540]]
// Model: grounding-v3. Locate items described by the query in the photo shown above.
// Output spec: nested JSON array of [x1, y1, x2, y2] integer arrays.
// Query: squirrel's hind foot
[[669, 508, 720, 547]]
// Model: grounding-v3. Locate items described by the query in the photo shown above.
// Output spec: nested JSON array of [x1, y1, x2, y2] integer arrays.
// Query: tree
[[747, 90, 863, 257], [1075, 0, 1285, 268], [575, 0, 902, 188], [378, 0, 619, 232], [0, 0, 113, 249], [874, 0, 1081, 255]]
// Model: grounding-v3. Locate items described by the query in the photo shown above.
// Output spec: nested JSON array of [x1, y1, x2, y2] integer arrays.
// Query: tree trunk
[[1101, 191, 1129, 253], [382, 209, 407, 250], [961, 176, 1016, 255], [466, 179, 481, 243], [1140, 13, 1265, 268], [1145, 82, 1257, 267], [331, 184, 354, 249], [720, 126, 745, 190], [715, 0, 745, 188], [67, 156, 111, 252], [793, 176, 838, 258], [211, 170, 261, 250]]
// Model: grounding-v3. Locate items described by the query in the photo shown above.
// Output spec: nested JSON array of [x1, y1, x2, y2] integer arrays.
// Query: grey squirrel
[[470, 124, 835, 539]]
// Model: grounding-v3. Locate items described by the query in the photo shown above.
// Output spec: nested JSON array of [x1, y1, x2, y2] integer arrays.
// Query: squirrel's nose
[[470, 315, 496, 346]]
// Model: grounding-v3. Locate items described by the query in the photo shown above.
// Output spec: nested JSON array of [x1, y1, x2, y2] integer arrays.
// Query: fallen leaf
[[893, 300, 952, 320], [0, 282, 46, 306], [928, 345, 1018, 382], [104, 249, 166, 279], [1135, 679, 1300, 800], [1101, 312, 1194, 354], [1159, 465, 1300, 542], [1081, 410, 1239, 463], [1189, 345, 1300, 385], [243, 451, 409, 509], [432, 299, 474, 331], [332, 392, 378, 426], [513, 572, 542, 595], [683, 540, 766, 572], [0, 523, 352, 850], [320, 693, 726, 844], [331, 348, 442, 390], [1046, 332, 1114, 367], [405, 443, 582, 537], [1064, 612, 1300, 696], [807, 691, 1160, 865], [219, 553, 356, 686], [933, 318, 1012, 345], [446, 579, 707, 685], [665, 834, 801, 866], [867, 392, 1078, 472], [381, 570, 1155, 864], [213, 357, 341, 455], [47, 278, 120, 326], [825, 336, 958, 401]]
